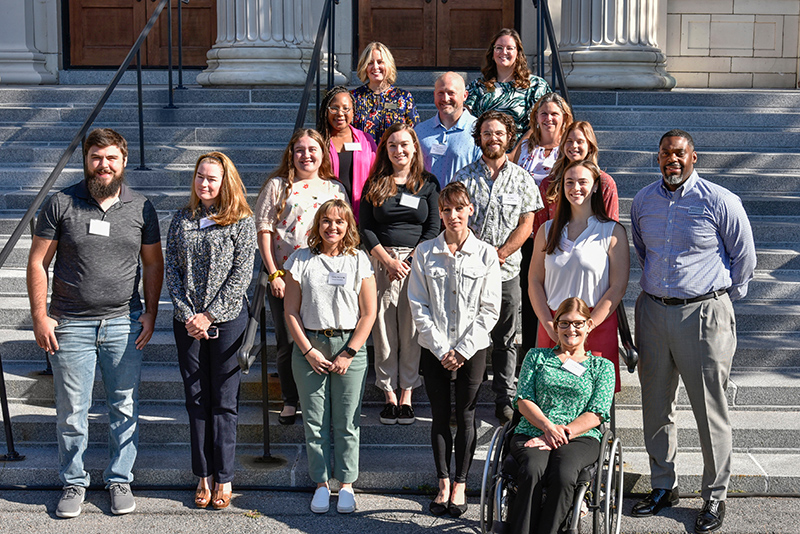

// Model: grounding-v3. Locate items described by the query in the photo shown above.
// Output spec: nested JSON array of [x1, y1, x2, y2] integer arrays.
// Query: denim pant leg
[[491, 277, 521, 407], [329, 335, 368, 484], [96, 312, 144, 485], [50, 318, 101, 487]]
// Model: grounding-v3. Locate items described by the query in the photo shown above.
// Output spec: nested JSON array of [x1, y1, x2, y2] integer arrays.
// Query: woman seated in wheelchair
[[508, 296, 615, 534]]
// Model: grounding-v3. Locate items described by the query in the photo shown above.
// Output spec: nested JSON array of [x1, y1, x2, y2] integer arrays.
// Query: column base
[[560, 48, 676, 90], [197, 46, 347, 86], [0, 50, 56, 85]]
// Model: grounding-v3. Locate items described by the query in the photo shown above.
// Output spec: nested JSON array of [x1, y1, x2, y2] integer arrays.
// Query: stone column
[[197, 0, 345, 86], [558, 0, 675, 90], [0, 0, 56, 84]]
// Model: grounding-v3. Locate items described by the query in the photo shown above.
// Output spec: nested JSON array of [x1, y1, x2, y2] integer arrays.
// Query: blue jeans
[[49, 311, 144, 487]]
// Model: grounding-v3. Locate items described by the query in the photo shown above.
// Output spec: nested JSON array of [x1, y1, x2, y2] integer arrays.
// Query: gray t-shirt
[[284, 247, 373, 330], [35, 180, 161, 319]]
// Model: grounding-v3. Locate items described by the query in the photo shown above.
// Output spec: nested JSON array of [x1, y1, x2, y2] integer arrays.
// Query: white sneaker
[[337, 487, 356, 514], [310, 486, 330, 513]]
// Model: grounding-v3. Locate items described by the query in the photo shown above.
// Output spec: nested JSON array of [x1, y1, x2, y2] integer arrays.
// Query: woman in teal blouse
[[508, 297, 615, 534]]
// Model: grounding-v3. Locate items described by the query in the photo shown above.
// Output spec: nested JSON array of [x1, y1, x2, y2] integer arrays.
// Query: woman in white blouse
[[407, 182, 501, 518], [283, 198, 377, 515], [529, 159, 629, 392]]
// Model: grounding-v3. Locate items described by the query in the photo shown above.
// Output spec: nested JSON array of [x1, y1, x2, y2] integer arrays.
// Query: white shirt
[[543, 216, 616, 309], [407, 232, 502, 360], [517, 144, 559, 185]]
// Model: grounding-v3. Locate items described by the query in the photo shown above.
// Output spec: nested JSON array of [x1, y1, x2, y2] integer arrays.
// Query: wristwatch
[[341, 346, 357, 358]]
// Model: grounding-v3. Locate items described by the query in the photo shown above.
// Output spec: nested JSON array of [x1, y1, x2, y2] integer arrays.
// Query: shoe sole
[[631, 499, 679, 517], [56, 507, 82, 519], [337, 505, 356, 513], [111, 503, 136, 515], [379, 417, 398, 425], [397, 418, 415, 425], [310, 504, 330, 514]]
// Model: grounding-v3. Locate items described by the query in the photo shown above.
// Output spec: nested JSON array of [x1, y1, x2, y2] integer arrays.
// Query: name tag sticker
[[343, 142, 362, 152], [430, 143, 447, 156], [561, 358, 586, 377], [504, 194, 520, 205], [399, 193, 420, 209], [560, 238, 575, 254], [383, 102, 399, 110], [199, 217, 217, 229], [328, 272, 348, 286], [688, 206, 704, 216], [88, 219, 110, 237]]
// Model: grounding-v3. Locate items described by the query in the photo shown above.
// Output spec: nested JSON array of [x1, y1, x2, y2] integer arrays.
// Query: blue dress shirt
[[417, 110, 482, 188]]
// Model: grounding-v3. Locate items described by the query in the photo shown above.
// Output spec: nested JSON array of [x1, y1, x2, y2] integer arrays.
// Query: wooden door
[[357, 0, 516, 68], [68, 0, 216, 68]]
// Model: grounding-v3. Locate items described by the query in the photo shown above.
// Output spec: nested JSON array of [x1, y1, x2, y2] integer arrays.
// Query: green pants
[[292, 329, 368, 484]]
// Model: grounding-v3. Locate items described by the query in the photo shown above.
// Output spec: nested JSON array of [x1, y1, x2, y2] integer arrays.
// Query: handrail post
[[176, 0, 187, 89], [294, 0, 334, 130], [327, 0, 335, 89], [0, 353, 24, 461], [136, 50, 150, 171], [165, 0, 178, 109], [258, 305, 272, 460]]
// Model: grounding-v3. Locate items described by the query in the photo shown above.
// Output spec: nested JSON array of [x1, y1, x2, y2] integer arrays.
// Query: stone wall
[[665, 0, 800, 88]]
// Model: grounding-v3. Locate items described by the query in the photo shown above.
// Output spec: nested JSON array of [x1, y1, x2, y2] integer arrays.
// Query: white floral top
[[255, 177, 346, 267]]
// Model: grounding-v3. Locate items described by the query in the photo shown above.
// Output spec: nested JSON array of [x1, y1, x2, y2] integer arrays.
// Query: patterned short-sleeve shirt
[[513, 348, 615, 442], [465, 75, 550, 143], [351, 84, 420, 144]]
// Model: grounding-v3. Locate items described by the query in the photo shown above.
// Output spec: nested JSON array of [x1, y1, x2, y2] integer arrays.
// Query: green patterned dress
[[465, 75, 550, 143]]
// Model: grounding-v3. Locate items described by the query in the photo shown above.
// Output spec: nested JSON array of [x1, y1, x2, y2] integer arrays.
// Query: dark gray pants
[[491, 276, 521, 408]]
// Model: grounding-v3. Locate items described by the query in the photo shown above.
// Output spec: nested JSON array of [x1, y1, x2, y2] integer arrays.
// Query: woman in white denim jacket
[[407, 181, 502, 518]]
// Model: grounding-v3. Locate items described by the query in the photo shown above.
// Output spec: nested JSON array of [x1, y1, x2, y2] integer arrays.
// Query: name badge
[[328, 272, 348, 286], [561, 358, 586, 377], [560, 238, 575, 254], [688, 206, 704, 216], [343, 142, 362, 152], [199, 217, 216, 229], [399, 193, 420, 209], [430, 143, 447, 156], [88, 219, 110, 237], [383, 102, 398, 110], [504, 194, 520, 206]]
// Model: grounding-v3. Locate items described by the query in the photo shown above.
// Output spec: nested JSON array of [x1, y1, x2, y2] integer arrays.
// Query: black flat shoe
[[448, 501, 468, 518], [429, 500, 448, 516], [695, 500, 725, 533], [631, 488, 680, 517]]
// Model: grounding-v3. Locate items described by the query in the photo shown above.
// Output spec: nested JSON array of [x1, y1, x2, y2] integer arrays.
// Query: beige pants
[[370, 248, 421, 392]]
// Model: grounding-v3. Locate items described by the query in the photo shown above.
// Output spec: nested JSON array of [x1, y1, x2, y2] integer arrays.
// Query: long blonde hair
[[307, 199, 361, 256], [264, 129, 336, 224], [527, 92, 573, 151], [188, 151, 252, 226], [364, 123, 426, 207], [356, 42, 398, 86]]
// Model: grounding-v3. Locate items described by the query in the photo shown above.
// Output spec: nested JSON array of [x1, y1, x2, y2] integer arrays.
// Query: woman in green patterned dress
[[506, 296, 615, 534], [465, 28, 550, 145]]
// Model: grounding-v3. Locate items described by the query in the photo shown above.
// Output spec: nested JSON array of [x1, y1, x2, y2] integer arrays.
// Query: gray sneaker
[[56, 485, 85, 518], [108, 483, 136, 515]]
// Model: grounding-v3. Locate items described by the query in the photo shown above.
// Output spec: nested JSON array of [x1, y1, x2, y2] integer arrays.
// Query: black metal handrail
[[0, 0, 182, 461], [533, 0, 571, 107]]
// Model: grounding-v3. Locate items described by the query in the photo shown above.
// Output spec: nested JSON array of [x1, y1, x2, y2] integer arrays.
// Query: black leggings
[[420, 347, 487, 484]]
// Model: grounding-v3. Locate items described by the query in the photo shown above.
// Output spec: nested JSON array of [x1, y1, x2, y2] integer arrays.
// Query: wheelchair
[[480, 302, 637, 534]]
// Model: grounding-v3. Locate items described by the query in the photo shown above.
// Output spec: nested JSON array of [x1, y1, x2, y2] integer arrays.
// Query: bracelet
[[302, 346, 314, 356], [268, 269, 285, 282]]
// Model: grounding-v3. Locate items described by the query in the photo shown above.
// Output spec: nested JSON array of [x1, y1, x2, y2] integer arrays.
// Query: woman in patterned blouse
[[508, 297, 615, 534], [465, 28, 550, 144], [351, 42, 420, 145], [166, 152, 256, 510], [255, 129, 347, 427]]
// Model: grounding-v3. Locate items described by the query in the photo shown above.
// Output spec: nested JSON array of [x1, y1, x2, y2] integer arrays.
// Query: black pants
[[174, 307, 247, 484], [519, 237, 538, 357], [420, 347, 487, 483], [508, 434, 600, 534], [267, 290, 299, 407]]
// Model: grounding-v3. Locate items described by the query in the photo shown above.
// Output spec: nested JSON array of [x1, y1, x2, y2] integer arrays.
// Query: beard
[[86, 167, 125, 200], [481, 142, 508, 161], [661, 164, 689, 187]]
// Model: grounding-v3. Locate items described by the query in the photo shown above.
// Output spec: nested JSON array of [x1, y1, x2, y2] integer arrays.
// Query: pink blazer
[[329, 125, 377, 222]]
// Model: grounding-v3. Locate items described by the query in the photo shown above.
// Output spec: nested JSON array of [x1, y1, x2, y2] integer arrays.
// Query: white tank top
[[517, 143, 559, 185], [544, 216, 616, 309]]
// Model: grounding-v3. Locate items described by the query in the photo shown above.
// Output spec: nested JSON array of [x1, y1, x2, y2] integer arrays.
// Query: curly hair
[[472, 110, 517, 150], [307, 199, 361, 256], [364, 123, 426, 207], [188, 151, 252, 226], [545, 121, 599, 205], [527, 92, 573, 150], [479, 28, 532, 93], [316, 86, 354, 141]]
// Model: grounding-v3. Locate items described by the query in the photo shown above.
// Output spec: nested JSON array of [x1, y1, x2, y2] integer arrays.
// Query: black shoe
[[397, 404, 415, 425], [278, 406, 297, 425], [429, 500, 449, 516], [379, 403, 398, 425], [631, 488, 680, 517], [495, 404, 513, 424], [448, 501, 468, 518], [695, 500, 725, 533]]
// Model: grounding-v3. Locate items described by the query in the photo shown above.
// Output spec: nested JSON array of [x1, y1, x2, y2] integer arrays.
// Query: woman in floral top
[[465, 28, 550, 144], [508, 297, 615, 534], [255, 129, 346, 426], [351, 42, 420, 146], [166, 152, 256, 510]]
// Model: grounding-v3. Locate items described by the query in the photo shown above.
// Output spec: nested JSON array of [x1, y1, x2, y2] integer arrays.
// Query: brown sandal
[[211, 485, 232, 509], [195, 487, 211, 508]]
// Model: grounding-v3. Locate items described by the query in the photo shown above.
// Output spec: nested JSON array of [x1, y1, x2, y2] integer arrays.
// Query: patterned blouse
[[351, 84, 420, 145], [513, 348, 615, 442], [465, 74, 550, 143], [254, 177, 346, 267], [166, 207, 256, 323]]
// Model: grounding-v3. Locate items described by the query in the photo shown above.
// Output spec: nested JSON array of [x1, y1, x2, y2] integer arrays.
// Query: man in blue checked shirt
[[630, 130, 756, 534]]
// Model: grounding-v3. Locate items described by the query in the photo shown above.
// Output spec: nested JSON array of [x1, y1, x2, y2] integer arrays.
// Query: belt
[[647, 288, 727, 306], [306, 328, 352, 338]]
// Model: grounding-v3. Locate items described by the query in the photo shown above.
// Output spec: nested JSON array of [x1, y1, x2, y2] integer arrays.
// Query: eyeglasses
[[480, 130, 508, 139], [556, 320, 587, 329], [494, 46, 517, 53], [328, 106, 352, 115]]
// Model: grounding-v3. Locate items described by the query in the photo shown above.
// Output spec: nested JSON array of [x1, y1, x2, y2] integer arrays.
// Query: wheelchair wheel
[[593, 433, 624, 534], [481, 424, 506, 533]]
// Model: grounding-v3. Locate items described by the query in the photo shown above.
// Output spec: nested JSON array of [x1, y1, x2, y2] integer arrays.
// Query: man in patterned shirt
[[630, 130, 756, 534], [453, 110, 544, 423]]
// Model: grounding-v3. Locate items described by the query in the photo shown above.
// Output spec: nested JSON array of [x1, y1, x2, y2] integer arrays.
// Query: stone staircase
[[0, 83, 798, 495]]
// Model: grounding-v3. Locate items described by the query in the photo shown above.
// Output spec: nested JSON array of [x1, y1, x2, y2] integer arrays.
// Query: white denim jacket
[[407, 231, 502, 360]]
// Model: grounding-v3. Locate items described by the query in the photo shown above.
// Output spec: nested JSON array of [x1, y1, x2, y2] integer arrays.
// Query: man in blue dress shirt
[[416, 72, 482, 188], [630, 130, 756, 533]]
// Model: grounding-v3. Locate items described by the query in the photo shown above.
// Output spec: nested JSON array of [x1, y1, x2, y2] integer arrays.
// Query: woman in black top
[[360, 123, 440, 425]]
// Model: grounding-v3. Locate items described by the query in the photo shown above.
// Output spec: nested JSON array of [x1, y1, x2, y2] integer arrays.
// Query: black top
[[337, 148, 354, 201], [359, 171, 441, 251]]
